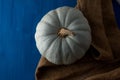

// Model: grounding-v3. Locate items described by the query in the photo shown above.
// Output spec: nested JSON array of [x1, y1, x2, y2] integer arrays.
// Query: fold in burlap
[[35, 0, 120, 80]]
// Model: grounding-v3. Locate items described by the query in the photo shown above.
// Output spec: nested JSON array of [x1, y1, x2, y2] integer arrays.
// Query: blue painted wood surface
[[113, 0, 120, 29], [0, 0, 76, 80]]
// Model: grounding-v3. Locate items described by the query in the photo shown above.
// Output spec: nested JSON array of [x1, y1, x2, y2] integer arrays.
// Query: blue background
[[0, 0, 119, 80], [113, 0, 120, 28], [0, 0, 76, 80]]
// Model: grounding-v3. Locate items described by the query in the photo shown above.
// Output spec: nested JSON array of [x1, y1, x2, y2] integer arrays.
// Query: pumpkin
[[35, 6, 91, 65]]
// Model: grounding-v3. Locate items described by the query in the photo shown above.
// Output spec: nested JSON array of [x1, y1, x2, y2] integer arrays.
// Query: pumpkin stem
[[58, 28, 74, 38]]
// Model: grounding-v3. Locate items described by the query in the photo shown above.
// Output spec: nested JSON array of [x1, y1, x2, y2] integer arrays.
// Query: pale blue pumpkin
[[35, 6, 91, 65]]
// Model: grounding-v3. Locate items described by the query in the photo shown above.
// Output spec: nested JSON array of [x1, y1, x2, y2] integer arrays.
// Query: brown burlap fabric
[[35, 0, 120, 80]]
